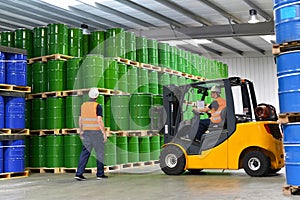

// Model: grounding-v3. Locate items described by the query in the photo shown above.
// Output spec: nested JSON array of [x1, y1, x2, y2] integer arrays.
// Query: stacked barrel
[[274, 0, 300, 187], [0, 48, 28, 174], [0, 23, 229, 171]]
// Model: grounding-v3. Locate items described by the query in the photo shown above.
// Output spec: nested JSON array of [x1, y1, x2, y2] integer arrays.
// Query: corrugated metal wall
[[217, 56, 279, 111]]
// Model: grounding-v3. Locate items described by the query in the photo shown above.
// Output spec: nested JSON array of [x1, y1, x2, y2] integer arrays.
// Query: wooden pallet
[[115, 57, 139, 67], [0, 84, 31, 93], [28, 168, 61, 174], [139, 63, 161, 72], [283, 185, 300, 195], [193, 76, 205, 81], [0, 128, 29, 135], [105, 165, 121, 172], [161, 67, 173, 74], [0, 171, 29, 180], [30, 129, 62, 135], [272, 41, 300, 55], [62, 89, 85, 97], [182, 73, 194, 79], [278, 113, 300, 124], [62, 128, 80, 134], [60, 168, 77, 174], [26, 91, 63, 99], [28, 54, 73, 64]]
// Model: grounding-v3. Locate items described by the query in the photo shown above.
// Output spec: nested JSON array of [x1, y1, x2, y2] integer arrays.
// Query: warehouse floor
[[0, 165, 296, 200]]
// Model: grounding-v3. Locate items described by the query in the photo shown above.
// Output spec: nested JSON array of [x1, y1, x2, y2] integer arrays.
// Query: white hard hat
[[88, 87, 99, 98], [211, 85, 221, 93]]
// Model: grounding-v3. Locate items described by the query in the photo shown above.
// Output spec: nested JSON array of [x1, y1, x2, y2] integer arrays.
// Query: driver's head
[[211, 86, 221, 97]]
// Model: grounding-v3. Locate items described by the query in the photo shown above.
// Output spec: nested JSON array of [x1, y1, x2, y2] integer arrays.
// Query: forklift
[[159, 77, 284, 177]]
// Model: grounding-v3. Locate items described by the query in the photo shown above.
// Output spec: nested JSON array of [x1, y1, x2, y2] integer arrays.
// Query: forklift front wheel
[[160, 145, 186, 175], [243, 151, 270, 177]]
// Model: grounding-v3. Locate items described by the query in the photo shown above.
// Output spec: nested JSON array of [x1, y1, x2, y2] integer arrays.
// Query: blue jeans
[[76, 130, 105, 177], [195, 119, 210, 141]]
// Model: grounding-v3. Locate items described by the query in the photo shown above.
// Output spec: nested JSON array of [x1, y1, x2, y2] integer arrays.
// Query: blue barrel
[[277, 51, 300, 113], [0, 96, 4, 128], [0, 141, 3, 173], [282, 123, 300, 185], [6, 53, 27, 86], [5, 97, 25, 129], [3, 140, 25, 173], [274, 0, 300, 44], [0, 51, 5, 84]]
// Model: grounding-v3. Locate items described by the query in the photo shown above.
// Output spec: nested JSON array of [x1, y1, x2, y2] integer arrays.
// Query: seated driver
[[193, 85, 226, 141]]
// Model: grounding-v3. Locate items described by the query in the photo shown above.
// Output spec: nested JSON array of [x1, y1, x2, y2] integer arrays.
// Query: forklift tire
[[160, 145, 186, 175], [243, 151, 270, 177], [268, 168, 281, 174]]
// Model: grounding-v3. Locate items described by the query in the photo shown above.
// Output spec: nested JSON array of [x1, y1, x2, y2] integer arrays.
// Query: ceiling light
[[248, 9, 259, 24]]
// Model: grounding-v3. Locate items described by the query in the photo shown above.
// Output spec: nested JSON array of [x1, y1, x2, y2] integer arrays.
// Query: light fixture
[[248, 9, 259, 24], [81, 24, 90, 35]]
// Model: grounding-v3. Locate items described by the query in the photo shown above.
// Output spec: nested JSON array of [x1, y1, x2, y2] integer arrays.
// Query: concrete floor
[[0, 165, 298, 200]]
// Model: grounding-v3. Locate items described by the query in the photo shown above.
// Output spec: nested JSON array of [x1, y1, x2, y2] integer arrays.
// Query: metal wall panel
[[217, 56, 279, 111]]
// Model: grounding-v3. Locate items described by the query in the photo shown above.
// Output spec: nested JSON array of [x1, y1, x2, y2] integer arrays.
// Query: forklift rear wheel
[[160, 145, 186, 175], [243, 151, 270, 177]]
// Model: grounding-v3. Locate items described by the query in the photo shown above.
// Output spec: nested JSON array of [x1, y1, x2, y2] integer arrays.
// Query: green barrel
[[148, 70, 159, 94], [30, 136, 46, 167], [128, 136, 139, 163], [130, 93, 152, 130], [82, 34, 90, 57], [110, 95, 130, 131], [14, 28, 33, 58], [47, 60, 65, 92], [177, 48, 184, 72], [47, 23, 68, 55], [64, 134, 82, 168], [191, 54, 199, 76], [105, 27, 125, 58], [104, 96, 111, 127], [182, 51, 187, 73], [0, 31, 14, 47], [170, 74, 178, 86], [117, 63, 128, 93], [151, 95, 163, 130], [136, 36, 148, 63], [127, 65, 138, 93], [33, 26, 48, 57], [25, 99, 31, 129], [150, 135, 160, 160], [86, 149, 97, 168], [159, 73, 170, 94], [147, 39, 158, 66], [69, 28, 83, 57], [104, 135, 117, 166], [223, 63, 228, 78], [31, 98, 46, 130], [138, 68, 149, 93], [65, 96, 82, 128], [139, 136, 150, 162], [177, 76, 186, 86], [160, 134, 164, 146], [90, 30, 105, 55], [25, 136, 30, 167], [66, 57, 82, 90], [104, 58, 118, 90], [27, 64, 32, 88], [158, 43, 170, 68], [125, 31, 136, 60], [46, 97, 65, 129], [32, 62, 47, 93], [116, 136, 128, 164], [45, 135, 64, 167], [185, 51, 193, 74], [169, 46, 178, 71], [153, 94, 163, 106], [81, 54, 104, 88]]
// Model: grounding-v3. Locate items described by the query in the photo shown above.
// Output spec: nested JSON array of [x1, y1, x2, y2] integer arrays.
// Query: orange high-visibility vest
[[210, 97, 226, 124], [81, 102, 100, 131]]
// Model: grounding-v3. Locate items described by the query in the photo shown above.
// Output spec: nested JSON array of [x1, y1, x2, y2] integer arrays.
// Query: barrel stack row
[[25, 134, 162, 169], [274, 0, 300, 187]]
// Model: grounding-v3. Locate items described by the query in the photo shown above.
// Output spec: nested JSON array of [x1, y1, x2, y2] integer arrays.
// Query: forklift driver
[[193, 85, 226, 141]]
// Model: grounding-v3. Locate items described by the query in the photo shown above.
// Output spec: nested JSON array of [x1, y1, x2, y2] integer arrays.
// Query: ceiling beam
[[197, 0, 242, 24], [243, 0, 273, 21], [115, 0, 187, 28], [197, 45, 223, 56], [210, 39, 243, 56], [93, 2, 156, 27], [69, 6, 130, 29], [234, 37, 265, 55], [134, 22, 274, 40], [155, 0, 212, 26]]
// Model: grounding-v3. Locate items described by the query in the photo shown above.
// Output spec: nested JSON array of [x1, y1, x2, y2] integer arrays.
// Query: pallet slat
[[28, 54, 73, 64], [278, 113, 300, 124], [0, 84, 31, 93], [272, 41, 300, 55], [0, 171, 29, 180], [0, 128, 29, 135]]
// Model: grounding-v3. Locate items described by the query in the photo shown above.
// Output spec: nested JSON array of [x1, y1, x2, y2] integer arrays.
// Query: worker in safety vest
[[75, 87, 107, 181], [193, 85, 226, 141]]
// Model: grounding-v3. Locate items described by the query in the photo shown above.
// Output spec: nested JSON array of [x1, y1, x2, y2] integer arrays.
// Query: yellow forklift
[[159, 77, 284, 177]]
